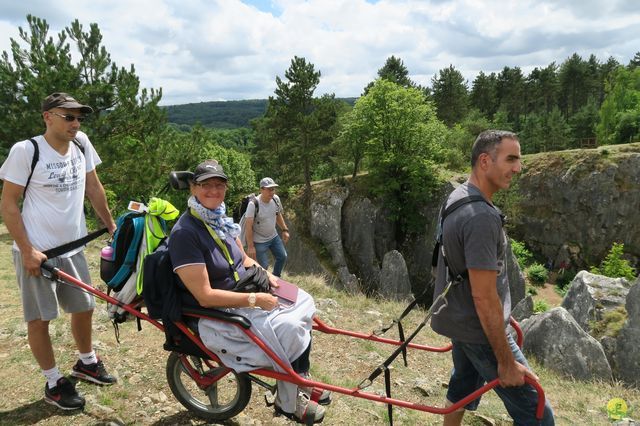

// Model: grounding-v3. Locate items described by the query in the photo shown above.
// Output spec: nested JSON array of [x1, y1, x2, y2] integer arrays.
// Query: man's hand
[[281, 230, 290, 243], [497, 360, 538, 387], [23, 247, 48, 276], [246, 245, 256, 260]]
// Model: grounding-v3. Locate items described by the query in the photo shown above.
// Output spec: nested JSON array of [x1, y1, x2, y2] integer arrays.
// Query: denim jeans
[[447, 334, 555, 425], [254, 235, 287, 277]]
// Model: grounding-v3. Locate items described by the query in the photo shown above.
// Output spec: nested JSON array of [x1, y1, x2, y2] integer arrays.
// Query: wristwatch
[[248, 292, 256, 308]]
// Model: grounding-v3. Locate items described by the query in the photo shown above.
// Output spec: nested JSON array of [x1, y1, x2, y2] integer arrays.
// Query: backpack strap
[[23, 139, 39, 198], [251, 194, 260, 218], [42, 227, 109, 259], [432, 194, 490, 281]]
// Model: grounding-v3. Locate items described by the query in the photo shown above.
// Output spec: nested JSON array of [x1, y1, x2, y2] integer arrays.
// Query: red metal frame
[[44, 265, 545, 420]]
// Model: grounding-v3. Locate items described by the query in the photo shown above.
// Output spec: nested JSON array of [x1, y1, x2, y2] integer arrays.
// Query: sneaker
[[44, 377, 85, 410], [299, 373, 332, 405], [275, 391, 325, 424], [71, 358, 117, 385]]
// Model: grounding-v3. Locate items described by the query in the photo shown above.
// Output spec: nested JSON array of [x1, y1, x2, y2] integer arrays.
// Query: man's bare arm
[[468, 268, 538, 387], [0, 181, 47, 275]]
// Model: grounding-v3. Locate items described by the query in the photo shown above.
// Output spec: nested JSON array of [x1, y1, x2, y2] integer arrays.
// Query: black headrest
[[169, 171, 193, 190]]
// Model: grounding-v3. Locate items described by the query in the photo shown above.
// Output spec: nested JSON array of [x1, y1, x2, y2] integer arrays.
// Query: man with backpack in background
[[0, 92, 117, 411], [243, 177, 289, 277], [430, 130, 554, 425]]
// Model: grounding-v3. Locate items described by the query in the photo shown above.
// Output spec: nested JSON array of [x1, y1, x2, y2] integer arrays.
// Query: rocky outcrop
[[521, 307, 613, 381], [511, 145, 640, 268], [561, 271, 631, 333], [615, 282, 640, 387], [378, 250, 412, 301], [342, 196, 384, 293]]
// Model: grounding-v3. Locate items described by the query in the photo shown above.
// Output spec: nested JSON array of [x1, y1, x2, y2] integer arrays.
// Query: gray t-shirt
[[430, 182, 511, 344], [246, 194, 282, 243]]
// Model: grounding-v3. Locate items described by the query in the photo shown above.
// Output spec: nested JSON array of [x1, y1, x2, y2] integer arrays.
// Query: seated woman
[[168, 159, 329, 424]]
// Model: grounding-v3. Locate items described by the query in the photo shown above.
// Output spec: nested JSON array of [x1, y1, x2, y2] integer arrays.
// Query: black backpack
[[233, 194, 259, 223], [142, 239, 199, 336]]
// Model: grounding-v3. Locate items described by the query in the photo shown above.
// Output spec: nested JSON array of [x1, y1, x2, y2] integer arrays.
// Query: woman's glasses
[[50, 112, 86, 122], [195, 181, 227, 191]]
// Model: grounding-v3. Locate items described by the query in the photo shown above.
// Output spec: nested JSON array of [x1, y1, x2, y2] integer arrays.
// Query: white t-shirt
[[0, 131, 101, 256], [245, 194, 282, 243]]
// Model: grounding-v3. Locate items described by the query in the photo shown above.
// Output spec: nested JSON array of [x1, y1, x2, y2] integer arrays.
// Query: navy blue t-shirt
[[169, 212, 246, 291]]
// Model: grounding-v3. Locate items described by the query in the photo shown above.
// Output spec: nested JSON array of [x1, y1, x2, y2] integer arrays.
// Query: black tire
[[166, 351, 252, 421]]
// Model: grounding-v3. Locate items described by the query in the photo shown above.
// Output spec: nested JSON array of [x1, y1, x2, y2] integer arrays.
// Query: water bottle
[[100, 246, 115, 283], [101, 246, 114, 260]]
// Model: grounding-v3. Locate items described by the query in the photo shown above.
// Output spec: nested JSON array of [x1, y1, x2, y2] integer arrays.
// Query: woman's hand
[[267, 271, 279, 289], [256, 293, 278, 311]]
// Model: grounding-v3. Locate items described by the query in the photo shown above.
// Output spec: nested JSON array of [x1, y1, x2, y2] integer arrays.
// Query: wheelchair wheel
[[166, 351, 252, 421]]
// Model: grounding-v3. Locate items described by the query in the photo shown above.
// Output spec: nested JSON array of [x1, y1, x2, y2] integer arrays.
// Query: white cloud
[[0, 0, 638, 105]]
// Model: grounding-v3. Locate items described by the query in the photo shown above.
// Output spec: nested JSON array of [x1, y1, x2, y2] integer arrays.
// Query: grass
[[0, 223, 638, 425]]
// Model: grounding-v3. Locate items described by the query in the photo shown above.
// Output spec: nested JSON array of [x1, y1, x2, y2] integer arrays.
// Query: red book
[[272, 278, 299, 305]]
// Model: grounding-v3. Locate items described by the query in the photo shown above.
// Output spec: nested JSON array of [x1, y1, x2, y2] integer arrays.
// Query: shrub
[[511, 239, 533, 269], [555, 268, 577, 295], [533, 300, 549, 313], [526, 263, 548, 286], [589, 307, 628, 339], [526, 286, 538, 296], [591, 242, 636, 281]]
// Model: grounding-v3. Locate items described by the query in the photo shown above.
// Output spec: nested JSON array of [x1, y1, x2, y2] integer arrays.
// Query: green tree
[[558, 53, 599, 119], [338, 79, 449, 236], [496, 66, 525, 127], [431, 65, 469, 126], [525, 63, 559, 114], [591, 242, 636, 281], [596, 66, 640, 145], [252, 56, 342, 195], [470, 71, 498, 119], [362, 56, 427, 96], [569, 98, 599, 144]]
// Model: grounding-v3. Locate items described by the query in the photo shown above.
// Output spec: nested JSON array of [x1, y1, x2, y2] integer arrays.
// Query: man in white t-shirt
[[244, 177, 289, 276], [0, 92, 117, 411]]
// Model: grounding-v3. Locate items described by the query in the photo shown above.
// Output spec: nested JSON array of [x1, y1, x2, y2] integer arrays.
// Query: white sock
[[43, 366, 64, 388], [79, 350, 98, 365]]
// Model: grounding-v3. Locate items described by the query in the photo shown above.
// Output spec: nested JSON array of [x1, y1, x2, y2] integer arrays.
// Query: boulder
[[379, 250, 412, 301], [561, 271, 630, 333], [521, 307, 612, 381], [615, 282, 640, 387], [342, 196, 381, 293], [511, 295, 534, 322]]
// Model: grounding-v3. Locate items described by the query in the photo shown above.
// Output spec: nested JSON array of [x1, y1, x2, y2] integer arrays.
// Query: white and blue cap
[[260, 177, 279, 188], [192, 159, 228, 182]]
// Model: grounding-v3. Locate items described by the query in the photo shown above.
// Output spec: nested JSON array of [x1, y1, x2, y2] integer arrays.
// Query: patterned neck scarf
[[188, 195, 241, 239]]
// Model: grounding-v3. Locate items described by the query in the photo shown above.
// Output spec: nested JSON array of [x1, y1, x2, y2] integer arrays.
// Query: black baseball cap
[[42, 92, 93, 114], [192, 160, 228, 182]]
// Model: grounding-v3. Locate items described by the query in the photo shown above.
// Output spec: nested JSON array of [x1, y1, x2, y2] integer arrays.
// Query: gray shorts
[[13, 250, 96, 322]]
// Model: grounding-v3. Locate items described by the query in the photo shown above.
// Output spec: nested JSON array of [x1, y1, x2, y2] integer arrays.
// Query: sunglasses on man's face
[[50, 111, 86, 123]]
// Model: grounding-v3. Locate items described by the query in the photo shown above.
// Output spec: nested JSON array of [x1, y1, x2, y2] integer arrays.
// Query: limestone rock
[[379, 250, 412, 301], [561, 270, 630, 333], [615, 282, 640, 387], [521, 307, 612, 381]]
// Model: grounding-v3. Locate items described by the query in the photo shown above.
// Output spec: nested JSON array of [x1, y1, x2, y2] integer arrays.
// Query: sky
[[0, 0, 639, 106]]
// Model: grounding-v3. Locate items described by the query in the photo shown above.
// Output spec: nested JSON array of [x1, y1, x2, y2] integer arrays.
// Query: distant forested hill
[[164, 98, 357, 129], [164, 99, 268, 129]]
